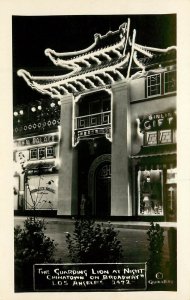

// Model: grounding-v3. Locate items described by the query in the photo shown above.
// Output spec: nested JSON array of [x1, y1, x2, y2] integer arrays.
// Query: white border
[[0, 0, 190, 299]]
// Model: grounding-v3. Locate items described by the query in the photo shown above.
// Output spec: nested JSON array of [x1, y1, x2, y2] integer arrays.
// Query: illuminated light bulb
[[38, 105, 42, 110], [19, 110, 24, 115], [50, 102, 55, 108], [14, 112, 18, 116], [58, 101, 61, 105], [31, 107, 36, 112]]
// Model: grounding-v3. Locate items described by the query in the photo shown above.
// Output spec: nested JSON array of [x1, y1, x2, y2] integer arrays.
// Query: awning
[[130, 144, 176, 159], [130, 144, 176, 169], [25, 161, 55, 171]]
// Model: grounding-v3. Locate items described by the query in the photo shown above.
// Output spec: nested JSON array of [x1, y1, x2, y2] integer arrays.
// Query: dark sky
[[12, 14, 176, 106]]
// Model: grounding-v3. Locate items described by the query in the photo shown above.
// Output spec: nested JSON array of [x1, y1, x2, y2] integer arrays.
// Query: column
[[111, 80, 132, 216], [57, 94, 78, 216], [19, 174, 25, 210]]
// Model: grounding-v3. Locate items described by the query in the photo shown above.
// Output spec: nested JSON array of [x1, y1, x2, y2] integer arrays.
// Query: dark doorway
[[95, 162, 111, 218]]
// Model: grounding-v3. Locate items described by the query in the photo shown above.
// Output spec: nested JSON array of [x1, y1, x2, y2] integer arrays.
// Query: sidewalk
[[14, 215, 177, 230]]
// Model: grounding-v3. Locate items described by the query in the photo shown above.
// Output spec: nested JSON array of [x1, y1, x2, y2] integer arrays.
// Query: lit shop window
[[164, 71, 176, 94], [46, 146, 54, 158], [138, 170, 163, 216], [147, 74, 161, 97], [30, 148, 38, 160]]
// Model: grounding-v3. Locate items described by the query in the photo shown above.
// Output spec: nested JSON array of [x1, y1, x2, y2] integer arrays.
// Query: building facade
[[14, 20, 177, 222]]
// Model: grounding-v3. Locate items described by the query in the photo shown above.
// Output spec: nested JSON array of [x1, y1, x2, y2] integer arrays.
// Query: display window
[[138, 170, 163, 216], [25, 174, 58, 210]]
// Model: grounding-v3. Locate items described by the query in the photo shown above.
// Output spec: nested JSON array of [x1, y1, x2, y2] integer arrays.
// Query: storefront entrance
[[88, 154, 111, 218]]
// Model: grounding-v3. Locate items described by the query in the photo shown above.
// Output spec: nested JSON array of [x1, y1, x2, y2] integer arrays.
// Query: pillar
[[57, 94, 78, 215], [111, 80, 132, 216], [19, 174, 25, 210]]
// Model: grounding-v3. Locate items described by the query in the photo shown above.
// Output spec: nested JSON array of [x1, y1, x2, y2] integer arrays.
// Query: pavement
[[14, 215, 177, 229]]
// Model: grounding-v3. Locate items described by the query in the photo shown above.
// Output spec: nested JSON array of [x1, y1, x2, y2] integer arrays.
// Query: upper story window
[[164, 71, 176, 94], [147, 70, 176, 98], [78, 93, 111, 117], [30, 148, 38, 159], [46, 146, 54, 158], [39, 147, 46, 159], [30, 146, 54, 160], [147, 74, 161, 97]]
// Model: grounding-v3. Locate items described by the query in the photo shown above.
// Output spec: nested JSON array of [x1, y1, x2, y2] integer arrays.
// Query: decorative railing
[[73, 111, 112, 146], [75, 111, 111, 129]]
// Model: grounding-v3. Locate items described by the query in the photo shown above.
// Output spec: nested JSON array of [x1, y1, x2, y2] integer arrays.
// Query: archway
[[88, 154, 111, 217]]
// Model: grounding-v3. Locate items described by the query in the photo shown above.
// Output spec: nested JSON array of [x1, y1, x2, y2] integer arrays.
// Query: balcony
[[73, 111, 111, 145]]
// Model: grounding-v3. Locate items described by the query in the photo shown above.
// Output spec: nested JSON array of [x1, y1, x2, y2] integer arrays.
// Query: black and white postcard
[[0, 0, 190, 299]]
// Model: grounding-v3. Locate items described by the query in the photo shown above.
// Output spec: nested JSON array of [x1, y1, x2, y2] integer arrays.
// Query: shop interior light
[[50, 102, 55, 108], [38, 105, 42, 110], [14, 112, 18, 116], [31, 107, 36, 112], [19, 110, 24, 115]]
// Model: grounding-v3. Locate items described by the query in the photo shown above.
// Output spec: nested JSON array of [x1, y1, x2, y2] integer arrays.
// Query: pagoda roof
[[18, 19, 177, 99]]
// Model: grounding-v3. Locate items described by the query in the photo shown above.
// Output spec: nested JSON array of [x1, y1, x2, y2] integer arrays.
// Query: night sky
[[12, 14, 176, 106]]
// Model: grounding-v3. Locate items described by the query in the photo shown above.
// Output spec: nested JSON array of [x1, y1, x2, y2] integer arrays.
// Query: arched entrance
[[88, 154, 111, 218]]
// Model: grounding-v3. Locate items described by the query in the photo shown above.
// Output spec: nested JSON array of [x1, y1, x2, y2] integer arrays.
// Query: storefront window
[[138, 170, 163, 216], [26, 174, 58, 210]]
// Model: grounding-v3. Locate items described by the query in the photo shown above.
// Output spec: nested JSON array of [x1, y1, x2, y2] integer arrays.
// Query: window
[[147, 74, 161, 97], [164, 71, 176, 94], [46, 146, 54, 158], [30, 148, 38, 160], [30, 146, 54, 160], [39, 147, 46, 159], [147, 70, 176, 98], [138, 170, 163, 216]]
